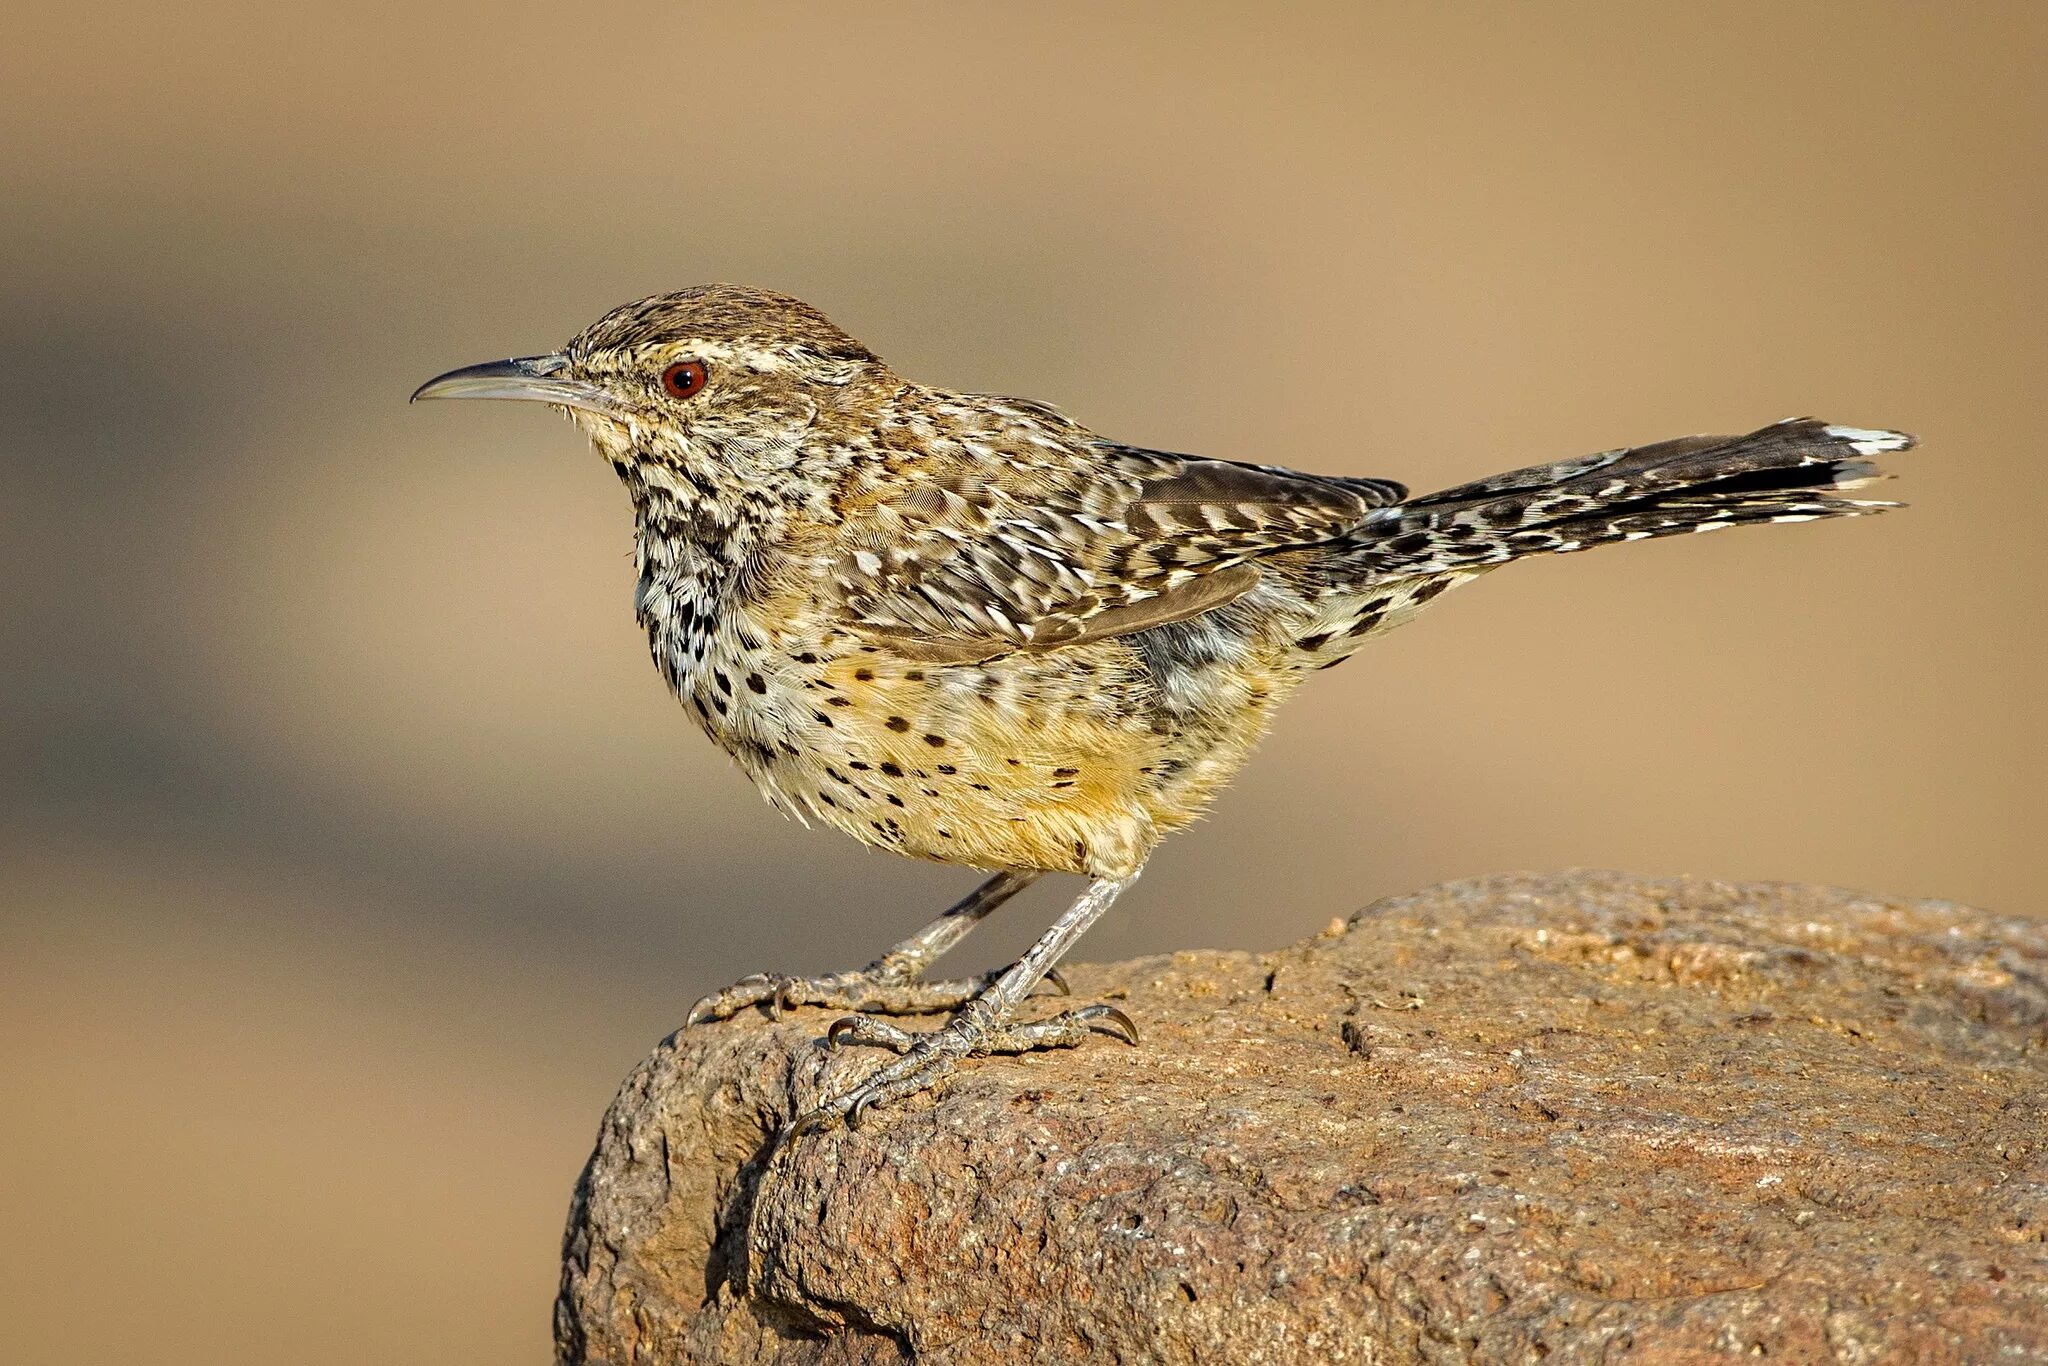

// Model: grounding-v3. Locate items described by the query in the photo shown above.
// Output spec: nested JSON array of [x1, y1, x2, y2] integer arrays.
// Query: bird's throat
[[624, 464, 766, 697]]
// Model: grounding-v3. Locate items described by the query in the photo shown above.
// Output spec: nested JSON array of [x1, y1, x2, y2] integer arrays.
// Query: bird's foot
[[685, 964, 1070, 1025], [791, 1000, 1137, 1133]]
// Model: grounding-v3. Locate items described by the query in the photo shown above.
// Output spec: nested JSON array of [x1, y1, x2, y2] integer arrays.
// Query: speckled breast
[[676, 601, 1300, 881]]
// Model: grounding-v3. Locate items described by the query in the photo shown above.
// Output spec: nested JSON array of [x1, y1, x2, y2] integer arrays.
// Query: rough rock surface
[[556, 872, 2048, 1365]]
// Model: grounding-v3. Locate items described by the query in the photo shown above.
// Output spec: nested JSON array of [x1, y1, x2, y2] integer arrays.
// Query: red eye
[[660, 359, 708, 399]]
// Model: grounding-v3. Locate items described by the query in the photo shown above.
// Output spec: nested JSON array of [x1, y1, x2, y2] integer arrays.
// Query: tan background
[[3, 3, 2041, 1362]]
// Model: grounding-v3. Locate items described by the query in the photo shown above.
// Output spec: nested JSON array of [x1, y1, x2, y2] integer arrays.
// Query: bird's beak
[[410, 353, 626, 418]]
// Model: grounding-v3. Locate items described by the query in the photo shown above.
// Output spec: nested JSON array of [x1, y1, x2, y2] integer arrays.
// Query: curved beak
[[410, 353, 625, 418]]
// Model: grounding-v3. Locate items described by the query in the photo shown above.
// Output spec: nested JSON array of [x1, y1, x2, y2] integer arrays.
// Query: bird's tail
[[1345, 418, 1916, 580]]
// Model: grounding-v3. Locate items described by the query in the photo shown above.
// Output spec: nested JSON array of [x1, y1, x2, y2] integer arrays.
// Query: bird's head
[[412, 284, 895, 497]]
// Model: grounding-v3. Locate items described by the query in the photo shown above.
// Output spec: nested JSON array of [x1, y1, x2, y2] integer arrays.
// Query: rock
[[555, 872, 2048, 1365]]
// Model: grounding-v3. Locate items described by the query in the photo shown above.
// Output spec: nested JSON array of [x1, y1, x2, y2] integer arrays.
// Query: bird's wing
[[828, 436, 1406, 663]]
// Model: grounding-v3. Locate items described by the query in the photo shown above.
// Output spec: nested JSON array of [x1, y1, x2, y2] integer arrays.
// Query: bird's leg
[[794, 870, 1142, 1132], [686, 869, 1045, 1024]]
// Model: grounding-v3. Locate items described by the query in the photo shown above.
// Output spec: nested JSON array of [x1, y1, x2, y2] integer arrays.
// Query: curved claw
[[1041, 966, 1071, 997], [847, 1091, 877, 1131], [694, 974, 764, 1027], [1078, 1003, 1140, 1045], [771, 977, 795, 1021], [825, 1015, 861, 1049], [787, 1106, 836, 1139]]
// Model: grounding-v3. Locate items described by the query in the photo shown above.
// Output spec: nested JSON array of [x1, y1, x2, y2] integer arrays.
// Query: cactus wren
[[414, 285, 1916, 1130]]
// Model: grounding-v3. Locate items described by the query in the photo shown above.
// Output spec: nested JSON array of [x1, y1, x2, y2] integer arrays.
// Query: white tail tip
[[1823, 425, 1914, 455]]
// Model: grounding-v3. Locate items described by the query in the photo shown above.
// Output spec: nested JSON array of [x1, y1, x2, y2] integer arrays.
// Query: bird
[[413, 284, 1916, 1130]]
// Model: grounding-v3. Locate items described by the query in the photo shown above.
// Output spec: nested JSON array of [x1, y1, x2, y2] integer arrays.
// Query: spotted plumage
[[414, 284, 1919, 1129]]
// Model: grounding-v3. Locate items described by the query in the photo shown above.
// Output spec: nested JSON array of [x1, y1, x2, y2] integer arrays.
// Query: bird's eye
[[660, 359, 709, 400]]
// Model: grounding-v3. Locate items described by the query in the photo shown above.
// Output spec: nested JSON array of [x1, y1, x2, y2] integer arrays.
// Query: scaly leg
[[794, 870, 1143, 1132], [686, 869, 1045, 1024]]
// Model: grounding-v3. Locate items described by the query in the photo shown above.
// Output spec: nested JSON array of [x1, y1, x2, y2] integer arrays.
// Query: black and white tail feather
[[1346, 417, 1915, 580]]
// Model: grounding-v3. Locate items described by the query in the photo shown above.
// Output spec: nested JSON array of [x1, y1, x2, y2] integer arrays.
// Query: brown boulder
[[556, 872, 2048, 1364]]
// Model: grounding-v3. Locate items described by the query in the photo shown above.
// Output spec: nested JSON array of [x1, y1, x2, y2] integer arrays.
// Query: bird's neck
[[623, 462, 774, 692]]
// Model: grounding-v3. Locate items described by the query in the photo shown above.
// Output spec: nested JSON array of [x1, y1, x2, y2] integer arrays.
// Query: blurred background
[[4, 3, 2042, 1361]]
